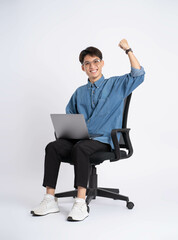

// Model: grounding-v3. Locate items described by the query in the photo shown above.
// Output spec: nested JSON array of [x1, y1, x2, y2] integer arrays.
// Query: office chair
[[55, 93, 134, 209]]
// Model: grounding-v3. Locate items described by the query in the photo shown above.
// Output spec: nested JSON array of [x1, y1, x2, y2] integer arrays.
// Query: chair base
[[86, 187, 130, 205], [55, 165, 133, 208], [55, 187, 130, 206]]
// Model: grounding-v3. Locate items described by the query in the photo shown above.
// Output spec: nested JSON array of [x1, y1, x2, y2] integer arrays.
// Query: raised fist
[[118, 39, 130, 51]]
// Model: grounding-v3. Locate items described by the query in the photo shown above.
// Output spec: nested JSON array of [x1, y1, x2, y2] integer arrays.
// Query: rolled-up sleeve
[[114, 66, 145, 98], [130, 66, 145, 77], [123, 66, 145, 97]]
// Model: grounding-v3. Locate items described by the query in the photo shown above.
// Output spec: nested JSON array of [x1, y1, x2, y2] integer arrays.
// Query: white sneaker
[[31, 194, 60, 216], [67, 198, 89, 221]]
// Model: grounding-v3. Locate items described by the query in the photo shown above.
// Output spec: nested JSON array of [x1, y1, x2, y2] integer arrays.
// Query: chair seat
[[90, 150, 127, 164], [61, 150, 127, 165]]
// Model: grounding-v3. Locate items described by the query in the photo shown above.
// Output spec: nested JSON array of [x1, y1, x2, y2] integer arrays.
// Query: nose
[[89, 62, 95, 68]]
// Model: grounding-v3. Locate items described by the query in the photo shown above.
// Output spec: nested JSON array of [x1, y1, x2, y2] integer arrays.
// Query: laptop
[[50, 114, 103, 139]]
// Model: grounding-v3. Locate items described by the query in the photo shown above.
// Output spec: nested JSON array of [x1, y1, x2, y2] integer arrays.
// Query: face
[[81, 55, 104, 83]]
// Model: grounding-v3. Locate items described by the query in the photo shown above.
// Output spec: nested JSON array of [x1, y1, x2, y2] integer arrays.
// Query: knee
[[45, 141, 57, 152], [45, 138, 67, 153]]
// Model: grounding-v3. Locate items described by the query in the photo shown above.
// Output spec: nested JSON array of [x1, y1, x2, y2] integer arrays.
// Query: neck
[[89, 73, 102, 84]]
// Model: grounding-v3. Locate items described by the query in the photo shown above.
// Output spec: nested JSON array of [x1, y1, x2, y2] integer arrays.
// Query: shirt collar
[[87, 75, 105, 89]]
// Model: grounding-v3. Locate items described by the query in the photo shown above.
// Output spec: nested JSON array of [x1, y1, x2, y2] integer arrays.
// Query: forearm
[[118, 39, 141, 70], [127, 51, 141, 69]]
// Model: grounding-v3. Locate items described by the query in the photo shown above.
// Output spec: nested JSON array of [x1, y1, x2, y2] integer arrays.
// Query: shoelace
[[38, 197, 52, 210], [72, 202, 86, 212]]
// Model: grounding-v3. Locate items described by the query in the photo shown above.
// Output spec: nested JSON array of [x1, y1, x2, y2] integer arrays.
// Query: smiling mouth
[[90, 69, 98, 73]]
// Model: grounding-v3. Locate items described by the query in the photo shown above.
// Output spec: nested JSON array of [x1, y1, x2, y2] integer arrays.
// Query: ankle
[[46, 186, 55, 196], [77, 186, 86, 199]]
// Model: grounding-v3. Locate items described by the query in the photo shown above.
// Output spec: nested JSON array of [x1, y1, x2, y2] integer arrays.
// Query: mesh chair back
[[118, 93, 132, 146]]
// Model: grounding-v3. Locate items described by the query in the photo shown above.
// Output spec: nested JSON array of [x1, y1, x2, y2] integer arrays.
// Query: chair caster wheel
[[127, 201, 134, 209]]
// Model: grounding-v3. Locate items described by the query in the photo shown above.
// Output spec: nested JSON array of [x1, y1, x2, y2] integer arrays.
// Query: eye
[[84, 62, 89, 66], [94, 59, 100, 64]]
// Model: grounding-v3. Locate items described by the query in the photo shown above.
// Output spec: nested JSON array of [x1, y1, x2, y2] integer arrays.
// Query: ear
[[101, 60, 104, 67], [81, 65, 85, 72]]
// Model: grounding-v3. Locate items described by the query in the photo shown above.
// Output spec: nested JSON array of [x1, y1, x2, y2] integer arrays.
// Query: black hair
[[79, 46, 103, 64]]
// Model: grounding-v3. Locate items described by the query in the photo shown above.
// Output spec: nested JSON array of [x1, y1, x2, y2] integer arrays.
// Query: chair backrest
[[118, 93, 132, 146]]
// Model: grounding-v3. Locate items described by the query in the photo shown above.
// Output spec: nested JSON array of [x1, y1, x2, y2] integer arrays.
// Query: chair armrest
[[111, 128, 133, 160]]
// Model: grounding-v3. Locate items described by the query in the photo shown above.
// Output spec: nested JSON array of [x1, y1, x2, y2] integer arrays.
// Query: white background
[[0, 0, 178, 239]]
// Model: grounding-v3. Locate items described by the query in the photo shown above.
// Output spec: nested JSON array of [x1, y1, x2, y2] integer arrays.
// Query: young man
[[31, 39, 145, 221]]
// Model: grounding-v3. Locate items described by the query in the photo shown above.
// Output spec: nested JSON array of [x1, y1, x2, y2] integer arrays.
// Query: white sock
[[75, 197, 85, 203], [45, 193, 55, 199]]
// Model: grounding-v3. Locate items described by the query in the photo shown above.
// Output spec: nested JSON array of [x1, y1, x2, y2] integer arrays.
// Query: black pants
[[42, 138, 111, 189]]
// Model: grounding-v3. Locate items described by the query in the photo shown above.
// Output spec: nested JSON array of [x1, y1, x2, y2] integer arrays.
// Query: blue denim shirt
[[66, 66, 145, 149]]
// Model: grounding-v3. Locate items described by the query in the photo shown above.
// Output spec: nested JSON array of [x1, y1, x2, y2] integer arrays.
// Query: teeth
[[91, 70, 97, 73]]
